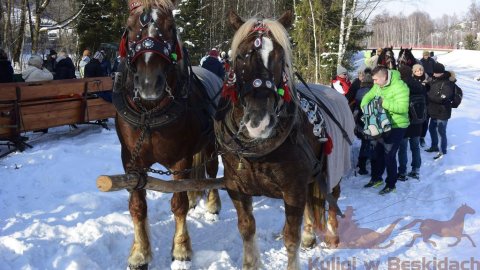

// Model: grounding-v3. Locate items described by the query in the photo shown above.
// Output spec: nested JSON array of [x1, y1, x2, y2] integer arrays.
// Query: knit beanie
[[28, 55, 43, 69], [433, 62, 445, 73], [336, 65, 347, 76]]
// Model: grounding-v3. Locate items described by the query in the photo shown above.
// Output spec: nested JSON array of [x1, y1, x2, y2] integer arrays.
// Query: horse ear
[[277, 10, 293, 29], [390, 46, 393, 50], [400, 46, 402, 50], [228, 10, 244, 31]]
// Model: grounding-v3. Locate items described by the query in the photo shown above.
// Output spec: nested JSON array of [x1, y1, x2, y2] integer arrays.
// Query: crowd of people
[[337, 49, 461, 195], [0, 48, 116, 84]]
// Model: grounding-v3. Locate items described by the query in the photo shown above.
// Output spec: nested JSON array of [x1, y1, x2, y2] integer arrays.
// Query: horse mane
[[230, 18, 294, 94], [140, 0, 175, 11]]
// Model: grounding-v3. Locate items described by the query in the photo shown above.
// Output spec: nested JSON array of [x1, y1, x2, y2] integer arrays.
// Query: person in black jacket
[[54, 50, 76, 80], [425, 62, 454, 159], [201, 48, 225, 79], [44, 49, 57, 75], [0, 49, 14, 83], [420, 50, 436, 77], [398, 66, 426, 179], [85, 51, 111, 103], [84, 51, 105, 78], [353, 68, 375, 176], [412, 64, 432, 147]]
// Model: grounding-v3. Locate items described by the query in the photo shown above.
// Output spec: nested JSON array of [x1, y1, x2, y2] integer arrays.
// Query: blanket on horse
[[192, 66, 222, 117], [295, 83, 355, 193]]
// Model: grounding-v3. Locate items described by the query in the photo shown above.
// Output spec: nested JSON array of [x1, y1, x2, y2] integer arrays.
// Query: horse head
[[226, 10, 294, 139], [123, 0, 183, 102], [459, 203, 476, 215], [378, 47, 396, 70], [398, 48, 415, 68]]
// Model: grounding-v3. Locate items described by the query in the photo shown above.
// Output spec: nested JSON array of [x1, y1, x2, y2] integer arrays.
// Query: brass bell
[[237, 160, 245, 170]]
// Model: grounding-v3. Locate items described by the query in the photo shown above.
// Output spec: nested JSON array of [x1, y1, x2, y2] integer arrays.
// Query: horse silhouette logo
[[336, 206, 402, 249], [401, 204, 476, 247]]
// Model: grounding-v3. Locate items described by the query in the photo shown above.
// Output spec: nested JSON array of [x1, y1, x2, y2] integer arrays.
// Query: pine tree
[[176, 0, 207, 65], [76, 0, 127, 54]]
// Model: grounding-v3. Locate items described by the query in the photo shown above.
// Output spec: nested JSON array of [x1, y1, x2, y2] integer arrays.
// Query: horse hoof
[[129, 264, 148, 270], [171, 260, 192, 270]]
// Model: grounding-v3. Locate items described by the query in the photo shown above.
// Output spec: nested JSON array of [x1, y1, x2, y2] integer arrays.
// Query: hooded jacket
[[22, 65, 53, 82], [360, 70, 410, 128]]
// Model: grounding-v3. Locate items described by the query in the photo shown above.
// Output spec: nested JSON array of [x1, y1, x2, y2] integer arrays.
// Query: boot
[[357, 157, 368, 175]]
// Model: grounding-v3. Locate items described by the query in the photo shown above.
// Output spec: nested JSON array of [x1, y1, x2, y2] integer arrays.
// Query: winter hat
[[83, 50, 91, 57], [423, 50, 430, 57], [49, 49, 57, 56], [433, 62, 445, 74], [93, 51, 104, 62], [209, 48, 219, 58], [28, 55, 43, 69], [336, 65, 347, 76], [398, 65, 413, 80]]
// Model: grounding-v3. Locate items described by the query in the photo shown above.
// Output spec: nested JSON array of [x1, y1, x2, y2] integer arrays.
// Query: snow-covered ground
[[1, 50, 479, 270]]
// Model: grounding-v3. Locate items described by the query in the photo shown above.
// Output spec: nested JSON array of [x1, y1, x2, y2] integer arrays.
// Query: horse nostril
[[134, 74, 139, 85]]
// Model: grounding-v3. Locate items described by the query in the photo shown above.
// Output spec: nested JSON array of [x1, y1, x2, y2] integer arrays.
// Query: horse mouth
[[139, 92, 162, 101], [244, 114, 275, 139]]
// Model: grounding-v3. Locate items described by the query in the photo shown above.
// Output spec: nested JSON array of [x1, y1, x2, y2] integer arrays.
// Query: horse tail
[[311, 178, 327, 234], [187, 151, 207, 209], [400, 219, 423, 230]]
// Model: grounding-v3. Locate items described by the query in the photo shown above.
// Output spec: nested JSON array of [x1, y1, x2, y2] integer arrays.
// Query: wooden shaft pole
[[96, 174, 225, 193]]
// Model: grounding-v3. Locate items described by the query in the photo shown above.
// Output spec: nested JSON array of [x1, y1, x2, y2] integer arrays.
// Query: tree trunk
[[337, 0, 347, 65], [308, 0, 319, 83], [32, 0, 51, 53], [13, 0, 27, 67]]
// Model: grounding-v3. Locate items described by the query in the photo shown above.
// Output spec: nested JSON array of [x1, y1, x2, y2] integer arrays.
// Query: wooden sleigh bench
[[0, 77, 116, 157]]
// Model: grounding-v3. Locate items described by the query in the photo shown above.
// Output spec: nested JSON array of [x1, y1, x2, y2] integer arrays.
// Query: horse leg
[[205, 149, 221, 215], [325, 184, 341, 248], [128, 189, 152, 269], [448, 237, 461, 247], [301, 183, 316, 248], [406, 234, 421, 247], [463, 234, 477, 247], [284, 201, 304, 270], [228, 190, 261, 270], [171, 160, 193, 269]]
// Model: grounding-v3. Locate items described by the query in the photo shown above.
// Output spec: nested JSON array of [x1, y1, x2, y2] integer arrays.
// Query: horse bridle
[[125, 9, 182, 71], [225, 20, 291, 109]]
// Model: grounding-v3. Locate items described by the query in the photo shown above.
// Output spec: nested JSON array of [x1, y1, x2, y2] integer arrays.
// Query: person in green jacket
[[361, 66, 410, 195]]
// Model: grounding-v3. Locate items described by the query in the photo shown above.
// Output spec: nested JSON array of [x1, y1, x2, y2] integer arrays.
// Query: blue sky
[[371, 0, 473, 20]]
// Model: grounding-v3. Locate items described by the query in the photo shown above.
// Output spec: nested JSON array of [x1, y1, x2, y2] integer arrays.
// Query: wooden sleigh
[[0, 77, 116, 157]]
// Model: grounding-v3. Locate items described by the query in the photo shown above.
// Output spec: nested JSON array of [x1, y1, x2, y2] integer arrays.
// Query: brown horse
[[401, 203, 476, 247], [377, 46, 397, 69], [113, 0, 222, 269], [215, 11, 355, 269]]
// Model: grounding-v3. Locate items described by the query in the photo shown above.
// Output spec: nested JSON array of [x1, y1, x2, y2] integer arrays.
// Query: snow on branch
[[39, 4, 85, 32]]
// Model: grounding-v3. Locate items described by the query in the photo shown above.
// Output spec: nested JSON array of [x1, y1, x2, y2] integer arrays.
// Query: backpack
[[451, 84, 463, 108], [361, 96, 392, 138], [408, 94, 427, 124]]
